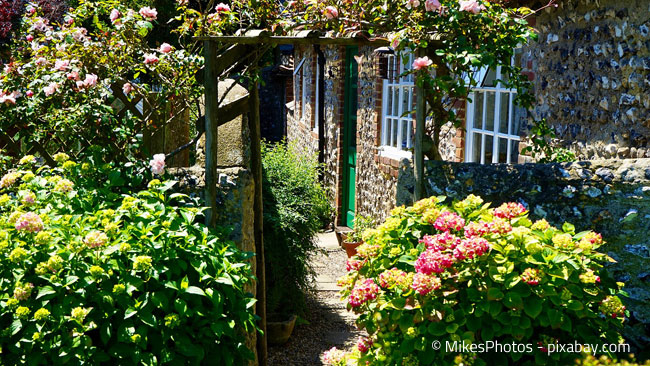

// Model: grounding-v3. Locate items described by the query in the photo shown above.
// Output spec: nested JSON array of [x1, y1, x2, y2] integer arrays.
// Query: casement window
[[293, 56, 307, 120], [380, 52, 415, 156], [465, 52, 524, 164]]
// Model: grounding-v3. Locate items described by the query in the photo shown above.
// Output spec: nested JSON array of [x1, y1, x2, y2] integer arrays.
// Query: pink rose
[[72, 27, 87, 42], [139, 6, 158, 20], [76, 73, 98, 89], [110, 9, 121, 24], [123, 83, 133, 95], [0, 91, 17, 105], [412, 56, 433, 70], [35, 57, 47, 66], [406, 0, 420, 9], [67, 71, 79, 80], [149, 153, 166, 175], [425, 0, 441, 12], [178, 0, 189, 5], [65, 16, 74, 25], [26, 34, 34, 41], [459, 0, 485, 14], [26, 90, 34, 97], [323, 6, 338, 19], [215, 3, 231, 12], [26, 6, 35, 15], [144, 54, 159, 64], [44, 82, 59, 96], [159, 43, 172, 53], [54, 59, 70, 71]]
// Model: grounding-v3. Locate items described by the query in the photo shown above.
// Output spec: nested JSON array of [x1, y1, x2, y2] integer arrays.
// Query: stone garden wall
[[530, 0, 650, 159], [396, 158, 650, 350]]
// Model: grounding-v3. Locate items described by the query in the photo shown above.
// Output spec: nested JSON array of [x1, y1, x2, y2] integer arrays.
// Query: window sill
[[378, 146, 412, 161]]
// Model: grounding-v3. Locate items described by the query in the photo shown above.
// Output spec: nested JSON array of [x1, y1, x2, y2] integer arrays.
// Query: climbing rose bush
[[0, 156, 257, 365], [332, 195, 627, 366]]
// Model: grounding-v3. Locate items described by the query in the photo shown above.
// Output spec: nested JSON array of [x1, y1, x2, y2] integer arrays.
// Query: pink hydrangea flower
[[123, 83, 133, 95], [433, 211, 465, 232], [15, 212, 44, 232], [110, 9, 121, 24], [425, 0, 441, 12], [144, 54, 159, 64], [346, 258, 365, 272], [464, 221, 490, 237], [159, 43, 172, 53], [348, 278, 379, 307], [71, 27, 87, 42], [521, 268, 541, 285], [13, 283, 34, 301], [44, 82, 59, 96], [378, 267, 408, 289], [406, 0, 420, 9], [150, 153, 165, 175], [412, 56, 433, 70], [215, 3, 231, 12], [420, 232, 460, 251], [321, 347, 346, 365], [459, 0, 485, 14], [493, 202, 527, 219], [453, 237, 490, 260], [488, 217, 512, 235], [54, 60, 70, 71], [357, 336, 373, 353], [323, 6, 338, 19], [411, 273, 441, 295], [415, 249, 454, 274], [84, 231, 108, 248], [139, 6, 158, 20]]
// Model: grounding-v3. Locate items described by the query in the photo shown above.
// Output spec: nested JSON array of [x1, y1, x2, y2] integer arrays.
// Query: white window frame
[[293, 56, 307, 120], [380, 52, 415, 159], [313, 57, 320, 133], [465, 60, 521, 164]]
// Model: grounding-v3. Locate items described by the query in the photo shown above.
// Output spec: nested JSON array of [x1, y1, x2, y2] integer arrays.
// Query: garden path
[[268, 231, 363, 365]]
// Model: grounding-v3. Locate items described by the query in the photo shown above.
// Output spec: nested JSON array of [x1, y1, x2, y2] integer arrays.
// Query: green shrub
[[0, 155, 257, 365], [261, 140, 332, 316], [333, 195, 627, 365]]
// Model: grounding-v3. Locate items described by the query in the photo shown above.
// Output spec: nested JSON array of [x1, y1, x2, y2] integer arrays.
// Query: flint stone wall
[[530, 0, 650, 159], [397, 159, 650, 350]]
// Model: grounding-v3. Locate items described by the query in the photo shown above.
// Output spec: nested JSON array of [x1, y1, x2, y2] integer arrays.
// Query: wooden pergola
[[198, 30, 428, 366]]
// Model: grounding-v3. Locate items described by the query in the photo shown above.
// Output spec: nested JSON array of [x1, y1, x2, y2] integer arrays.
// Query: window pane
[[512, 105, 525, 136], [472, 133, 481, 163], [401, 120, 408, 150], [402, 87, 410, 116], [498, 138, 508, 163], [510, 140, 520, 164], [483, 68, 497, 87], [392, 119, 398, 147], [392, 87, 399, 116], [484, 135, 494, 163], [499, 93, 510, 134], [473, 92, 484, 130], [485, 92, 495, 131], [387, 86, 393, 117]]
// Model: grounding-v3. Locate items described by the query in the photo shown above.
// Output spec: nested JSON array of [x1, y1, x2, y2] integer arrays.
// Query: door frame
[[342, 46, 358, 228]]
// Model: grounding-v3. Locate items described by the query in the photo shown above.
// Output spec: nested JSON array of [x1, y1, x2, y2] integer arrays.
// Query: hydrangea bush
[[332, 195, 627, 365], [0, 156, 257, 365]]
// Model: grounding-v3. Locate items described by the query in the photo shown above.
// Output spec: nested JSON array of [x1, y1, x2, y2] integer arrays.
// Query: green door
[[343, 46, 358, 228]]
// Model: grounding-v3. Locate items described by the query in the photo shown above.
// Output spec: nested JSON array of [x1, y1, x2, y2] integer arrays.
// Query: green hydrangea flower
[[133, 256, 153, 271], [34, 308, 50, 321], [15, 306, 31, 319], [71, 307, 89, 322], [164, 314, 181, 329], [9, 248, 28, 263], [113, 284, 126, 294]]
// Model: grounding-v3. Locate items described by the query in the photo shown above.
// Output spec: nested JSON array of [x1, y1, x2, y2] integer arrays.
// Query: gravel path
[[268, 231, 363, 365]]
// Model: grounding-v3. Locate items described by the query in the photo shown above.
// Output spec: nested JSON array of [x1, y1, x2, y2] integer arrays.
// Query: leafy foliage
[[0, 155, 257, 365], [261, 140, 332, 316], [334, 195, 626, 365], [346, 215, 376, 243], [522, 118, 576, 163]]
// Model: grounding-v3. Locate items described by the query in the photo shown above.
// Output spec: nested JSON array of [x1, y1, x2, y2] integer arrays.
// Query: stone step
[[315, 282, 339, 291], [315, 274, 340, 283], [323, 330, 365, 346], [319, 296, 347, 310], [322, 309, 357, 323]]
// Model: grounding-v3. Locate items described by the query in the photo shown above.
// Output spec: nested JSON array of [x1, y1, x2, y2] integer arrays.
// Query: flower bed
[[329, 195, 627, 365], [0, 155, 257, 365]]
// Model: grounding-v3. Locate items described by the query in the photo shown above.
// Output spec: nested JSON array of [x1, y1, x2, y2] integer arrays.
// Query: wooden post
[[249, 65, 268, 366], [203, 41, 219, 227], [414, 52, 425, 201]]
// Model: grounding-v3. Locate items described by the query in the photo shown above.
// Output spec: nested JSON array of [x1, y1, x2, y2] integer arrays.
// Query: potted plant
[[342, 215, 376, 258], [266, 313, 299, 345]]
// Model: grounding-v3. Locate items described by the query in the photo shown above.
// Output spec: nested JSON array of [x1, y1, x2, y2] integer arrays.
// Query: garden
[[0, 0, 648, 365]]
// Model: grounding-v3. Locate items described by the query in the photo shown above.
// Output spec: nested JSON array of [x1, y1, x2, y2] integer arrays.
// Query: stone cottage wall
[[396, 159, 650, 350], [286, 46, 318, 156], [529, 0, 650, 159]]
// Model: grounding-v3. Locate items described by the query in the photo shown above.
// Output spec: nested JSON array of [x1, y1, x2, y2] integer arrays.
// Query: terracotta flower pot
[[267, 314, 298, 345], [343, 241, 363, 258]]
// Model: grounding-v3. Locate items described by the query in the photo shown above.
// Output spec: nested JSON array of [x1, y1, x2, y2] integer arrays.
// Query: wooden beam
[[414, 52, 426, 201], [195, 35, 391, 46], [214, 44, 251, 76], [203, 40, 219, 227], [248, 65, 268, 366]]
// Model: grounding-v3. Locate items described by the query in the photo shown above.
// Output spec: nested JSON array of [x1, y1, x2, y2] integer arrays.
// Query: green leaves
[[523, 297, 543, 319]]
